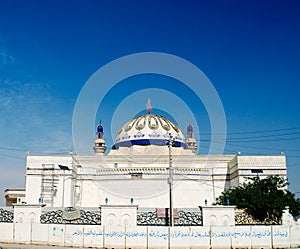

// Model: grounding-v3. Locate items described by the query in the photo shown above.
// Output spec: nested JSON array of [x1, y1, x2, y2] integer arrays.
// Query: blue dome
[[97, 125, 103, 133], [97, 120, 104, 133], [187, 124, 193, 132], [112, 114, 188, 149]]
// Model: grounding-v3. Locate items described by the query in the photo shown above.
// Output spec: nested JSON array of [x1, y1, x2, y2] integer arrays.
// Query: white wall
[[148, 226, 169, 248], [290, 225, 300, 248], [48, 224, 65, 246], [82, 225, 104, 247], [0, 223, 13, 242], [80, 178, 223, 208], [65, 225, 84, 247], [25, 154, 238, 209], [230, 226, 251, 248], [25, 175, 41, 204], [13, 204, 43, 224], [25, 155, 73, 206], [126, 226, 147, 248], [101, 205, 137, 226], [31, 223, 48, 244], [272, 225, 290, 248], [0, 223, 300, 248], [170, 226, 190, 248], [104, 226, 126, 248], [189, 226, 210, 248], [14, 223, 31, 243], [250, 226, 272, 248], [202, 206, 235, 227]]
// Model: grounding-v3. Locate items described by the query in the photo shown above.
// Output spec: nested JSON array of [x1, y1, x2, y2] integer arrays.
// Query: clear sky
[[0, 0, 300, 205]]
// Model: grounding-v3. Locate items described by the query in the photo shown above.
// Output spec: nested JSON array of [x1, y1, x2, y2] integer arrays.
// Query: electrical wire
[[197, 126, 300, 136], [0, 125, 299, 157], [0, 153, 26, 160]]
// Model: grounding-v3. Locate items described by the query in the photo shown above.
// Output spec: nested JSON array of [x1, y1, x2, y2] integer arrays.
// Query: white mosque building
[[5, 100, 287, 209]]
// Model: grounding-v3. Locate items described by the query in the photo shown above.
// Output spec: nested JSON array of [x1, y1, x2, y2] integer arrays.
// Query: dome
[[97, 125, 103, 133], [112, 114, 188, 149], [97, 121, 104, 133]]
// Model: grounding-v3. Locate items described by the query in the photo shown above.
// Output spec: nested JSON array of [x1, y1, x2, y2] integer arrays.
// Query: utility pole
[[212, 168, 216, 203], [167, 133, 174, 249], [168, 133, 174, 227]]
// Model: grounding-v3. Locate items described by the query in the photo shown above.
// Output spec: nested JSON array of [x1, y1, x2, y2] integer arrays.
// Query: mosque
[[5, 100, 287, 209]]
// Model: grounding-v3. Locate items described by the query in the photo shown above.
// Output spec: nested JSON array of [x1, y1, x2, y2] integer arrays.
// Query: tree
[[216, 175, 300, 223]]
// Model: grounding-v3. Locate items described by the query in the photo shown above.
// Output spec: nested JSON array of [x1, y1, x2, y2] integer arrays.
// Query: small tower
[[93, 121, 106, 155], [186, 122, 198, 154]]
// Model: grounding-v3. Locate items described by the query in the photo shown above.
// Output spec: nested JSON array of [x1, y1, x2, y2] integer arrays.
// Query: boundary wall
[[0, 223, 300, 248]]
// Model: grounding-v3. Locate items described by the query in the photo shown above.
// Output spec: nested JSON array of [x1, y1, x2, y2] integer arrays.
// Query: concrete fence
[[0, 223, 300, 248]]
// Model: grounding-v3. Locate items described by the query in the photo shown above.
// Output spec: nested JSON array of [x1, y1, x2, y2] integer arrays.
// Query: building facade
[[6, 101, 287, 209]]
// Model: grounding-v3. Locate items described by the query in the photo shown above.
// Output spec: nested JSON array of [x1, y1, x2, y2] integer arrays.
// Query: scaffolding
[[40, 164, 58, 207]]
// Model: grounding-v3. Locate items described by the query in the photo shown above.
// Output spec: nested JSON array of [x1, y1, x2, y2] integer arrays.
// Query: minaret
[[186, 122, 198, 154], [93, 121, 107, 155]]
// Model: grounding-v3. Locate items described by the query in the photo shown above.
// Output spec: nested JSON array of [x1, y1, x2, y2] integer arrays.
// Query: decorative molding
[[137, 211, 166, 226], [137, 210, 202, 226], [41, 208, 101, 225], [0, 208, 14, 223], [235, 209, 281, 225], [237, 156, 285, 167], [95, 167, 210, 175], [175, 210, 202, 226]]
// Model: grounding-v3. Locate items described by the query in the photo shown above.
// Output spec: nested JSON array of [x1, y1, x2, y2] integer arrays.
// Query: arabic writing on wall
[[70, 228, 288, 241]]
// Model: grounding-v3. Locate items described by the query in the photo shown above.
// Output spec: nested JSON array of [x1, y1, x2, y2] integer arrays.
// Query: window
[[251, 169, 263, 174]]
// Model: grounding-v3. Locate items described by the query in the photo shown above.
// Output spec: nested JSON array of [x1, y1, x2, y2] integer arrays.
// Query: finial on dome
[[97, 120, 104, 137], [146, 98, 152, 113]]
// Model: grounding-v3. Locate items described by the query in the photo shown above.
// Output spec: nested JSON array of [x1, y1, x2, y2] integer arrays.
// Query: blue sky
[[0, 0, 300, 205]]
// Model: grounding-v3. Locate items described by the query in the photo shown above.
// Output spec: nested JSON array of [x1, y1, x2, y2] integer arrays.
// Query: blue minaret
[[93, 120, 106, 154], [97, 121, 104, 138], [187, 123, 194, 139]]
